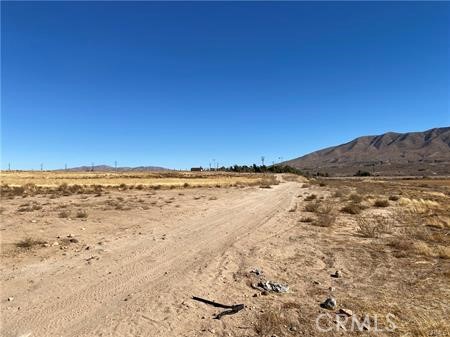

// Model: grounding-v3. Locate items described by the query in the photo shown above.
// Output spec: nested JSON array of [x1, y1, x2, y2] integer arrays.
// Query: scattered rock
[[331, 270, 341, 278], [258, 281, 289, 293], [320, 297, 336, 310], [31, 220, 37, 223], [289, 326, 298, 332], [329, 287, 335, 292], [43, 243, 50, 247], [80, 227, 86, 231], [250, 268, 263, 276], [7, 297, 14, 302], [51, 241, 59, 246], [69, 238, 79, 243], [313, 280, 320, 285], [67, 234, 74, 238], [338, 308, 353, 317]]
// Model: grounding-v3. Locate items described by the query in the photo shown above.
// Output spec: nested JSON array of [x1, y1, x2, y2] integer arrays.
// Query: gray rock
[[258, 281, 289, 293], [320, 297, 336, 310]]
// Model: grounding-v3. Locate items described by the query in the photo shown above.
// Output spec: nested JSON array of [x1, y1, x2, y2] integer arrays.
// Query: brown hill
[[284, 127, 450, 176]]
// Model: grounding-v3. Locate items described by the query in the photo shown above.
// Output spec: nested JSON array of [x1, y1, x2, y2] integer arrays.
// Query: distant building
[[191, 167, 203, 172]]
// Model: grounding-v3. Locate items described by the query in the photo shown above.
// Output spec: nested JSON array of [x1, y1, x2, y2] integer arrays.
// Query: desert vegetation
[[1, 174, 449, 336]]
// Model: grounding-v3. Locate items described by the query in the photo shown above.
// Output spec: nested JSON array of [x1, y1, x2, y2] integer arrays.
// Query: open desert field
[[0, 171, 271, 189], [1, 174, 449, 337]]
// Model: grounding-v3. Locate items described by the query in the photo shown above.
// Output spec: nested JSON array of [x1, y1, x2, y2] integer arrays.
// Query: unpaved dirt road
[[2, 179, 303, 337]]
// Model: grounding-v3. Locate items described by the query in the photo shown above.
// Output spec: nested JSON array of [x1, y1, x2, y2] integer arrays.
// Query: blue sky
[[2, 2, 449, 170]]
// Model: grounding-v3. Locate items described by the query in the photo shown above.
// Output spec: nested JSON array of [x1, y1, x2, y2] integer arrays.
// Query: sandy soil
[[1, 177, 448, 337]]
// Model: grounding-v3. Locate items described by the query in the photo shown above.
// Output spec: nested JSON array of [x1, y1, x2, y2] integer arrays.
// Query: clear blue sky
[[1, 2, 449, 170]]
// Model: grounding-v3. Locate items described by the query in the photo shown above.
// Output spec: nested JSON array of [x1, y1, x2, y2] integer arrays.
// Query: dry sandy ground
[[1, 177, 449, 337]]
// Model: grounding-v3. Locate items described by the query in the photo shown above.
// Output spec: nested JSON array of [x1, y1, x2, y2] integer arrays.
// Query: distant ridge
[[284, 127, 450, 176], [61, 165, 169, 172]]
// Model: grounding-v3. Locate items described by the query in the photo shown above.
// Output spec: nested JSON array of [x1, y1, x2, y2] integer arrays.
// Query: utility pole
[[8, 163, 11, 171], [115, 160, 117, 171], [212, 159, 216, 171], [65, 163, 67, 171], [261, 156, 265, 166], [40, 163, 43, 171], [91, 162, 94, 172], [209, 162, 211, 171]]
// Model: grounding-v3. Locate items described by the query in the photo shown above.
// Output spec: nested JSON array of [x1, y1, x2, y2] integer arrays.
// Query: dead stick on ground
[[192, 296, 245, 319]]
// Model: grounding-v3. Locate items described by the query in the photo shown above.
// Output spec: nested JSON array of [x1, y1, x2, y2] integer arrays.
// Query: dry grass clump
[[254, 309, 297, 336], [299, 216, 314, 223], [17, 202, 42, 212], [75, 210, 88, 218], [348, 193, 363, 203], [304, 194, 317, 201], [389, 208, 450, 259], [356, 215, 392, 238], [389, 195, 400, 201], [399, 197, 441, 214], [400, 311, 450, 337], [259, 175, 279, 189], [58, 210, 71, 218], [373, 199, 390, 208], [340, 203, 362, 215], [304, 201, 321, 213], [314, 214, 334, 227], [16, 237, 46, 249]]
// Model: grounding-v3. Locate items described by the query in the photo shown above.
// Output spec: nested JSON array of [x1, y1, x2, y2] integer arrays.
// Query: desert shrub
[[374, 199, 390, 207], [75, 210, 88, 218], [16, 237, 45, 249], [118, 183, 128, 190], [183, 182, 190, 188], [354, 170, 371, 177], [357, 215, 392, 238], [58, 210, 71, 218], [299, 216, 314, 223], [304, 201, 320, 213], [304, 194, 317, 201], [301, 183, 310, 188], [259, 181, 272, 189], [17, 202, 42, 212], [58, 183, 68, 191], [318, 204, 333, 214], [332, 190, 345, 198], [389, 195, 400, 201], [341, 203, 362, 215], [315, 214, 334, 227], [349, 193, 363, 203]]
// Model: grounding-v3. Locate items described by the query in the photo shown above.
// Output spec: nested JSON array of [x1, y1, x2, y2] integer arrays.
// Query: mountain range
[[284, 127, 450, 176]]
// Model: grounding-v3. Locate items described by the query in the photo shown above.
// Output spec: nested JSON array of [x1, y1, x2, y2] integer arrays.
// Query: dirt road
[[2, 180, 304, 337]]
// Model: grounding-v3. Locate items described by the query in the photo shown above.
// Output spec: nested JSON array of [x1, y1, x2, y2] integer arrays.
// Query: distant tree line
[[209, 164, 305, 175]]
